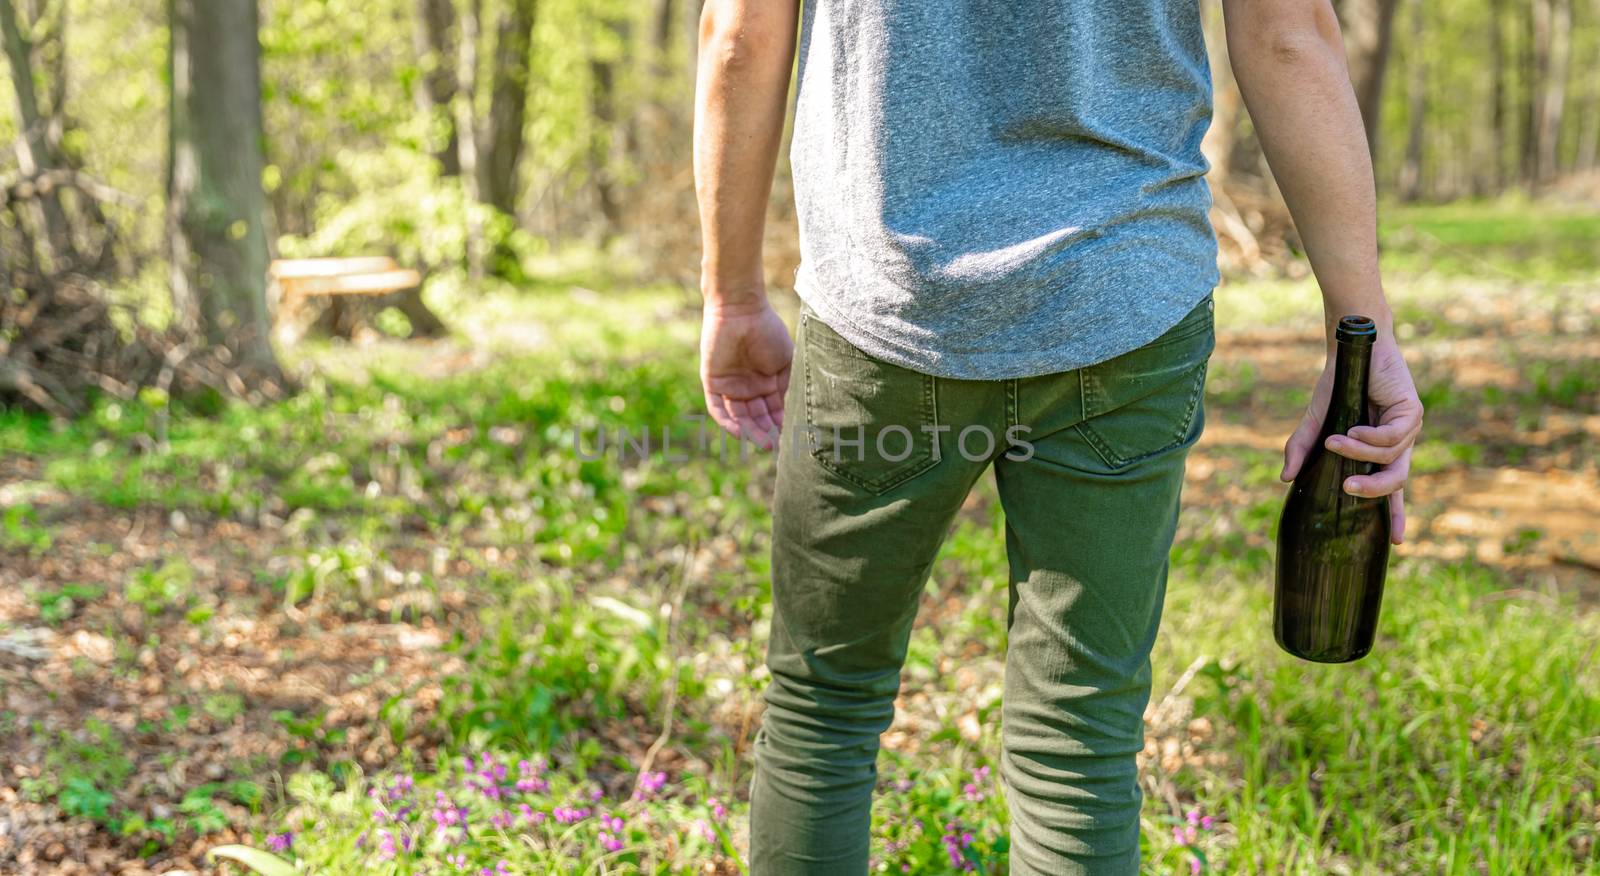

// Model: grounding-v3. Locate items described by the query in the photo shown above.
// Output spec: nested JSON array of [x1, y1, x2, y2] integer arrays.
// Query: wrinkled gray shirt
[[791, 0, 1219, 379]]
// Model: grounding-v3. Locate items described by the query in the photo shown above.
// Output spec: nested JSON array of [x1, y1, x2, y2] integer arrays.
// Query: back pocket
[[801, 312, 941, 493], [1075, 296, 1214, 470]]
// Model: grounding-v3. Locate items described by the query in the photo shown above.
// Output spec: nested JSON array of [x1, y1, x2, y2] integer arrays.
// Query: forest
[[1, 0, 1598, 873]]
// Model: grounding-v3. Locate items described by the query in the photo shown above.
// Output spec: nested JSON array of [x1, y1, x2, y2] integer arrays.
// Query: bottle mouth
[[1337, 315, 1378, 345]]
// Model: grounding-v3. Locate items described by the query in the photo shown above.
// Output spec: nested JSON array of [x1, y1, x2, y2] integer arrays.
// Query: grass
[[1378, 197, 1600, 283], [1, 203, 1597, 873]]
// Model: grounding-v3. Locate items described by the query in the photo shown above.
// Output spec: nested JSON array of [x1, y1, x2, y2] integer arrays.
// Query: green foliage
[[5, 214, 1598, 870], [125, 558, 196, 616], [1, 503, 53, 554], [208, 844, 297, 876], [31, 582, 106, 626], [21, 719, 135, 832], [1177, 562, 1600, 873], [274, 143, 538, 275]]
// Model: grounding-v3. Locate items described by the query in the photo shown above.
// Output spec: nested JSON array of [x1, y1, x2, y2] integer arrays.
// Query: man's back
[[792, 0, 1218, 379]]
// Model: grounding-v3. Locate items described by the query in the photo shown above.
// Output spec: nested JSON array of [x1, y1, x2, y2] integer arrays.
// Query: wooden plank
[[269, 256, 399, 279], [279, 269, 421, 297]]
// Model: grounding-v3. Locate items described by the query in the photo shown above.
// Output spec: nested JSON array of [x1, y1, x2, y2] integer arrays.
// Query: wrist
[[701, 283, 769, 317]]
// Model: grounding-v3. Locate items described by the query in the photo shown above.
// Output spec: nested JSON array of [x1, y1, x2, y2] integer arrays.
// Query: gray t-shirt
[[791, 0, 1220, 379]]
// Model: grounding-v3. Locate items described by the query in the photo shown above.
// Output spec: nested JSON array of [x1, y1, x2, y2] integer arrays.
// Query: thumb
[[1281, 407, 1324, 482]]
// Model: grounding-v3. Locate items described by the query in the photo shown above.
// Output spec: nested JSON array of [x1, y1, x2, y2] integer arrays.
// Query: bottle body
[[1274, 317, 1391, 663]]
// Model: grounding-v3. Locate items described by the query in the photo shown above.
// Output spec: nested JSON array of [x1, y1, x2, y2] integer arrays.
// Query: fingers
[[1347, 395, 1423, 443], [1344, 418, 1417, 448], [766, 389, 785, 432], [1388, 489, 1406, 545], [738, 397, 781, 449], [704, 390, 743, 440], [705, 391, 785, 451], [1343, 445, 1411, 499], [1330, 393, 1423, 466], [1325, 433, 1407, 465], [1281, 410, 1324, 482]]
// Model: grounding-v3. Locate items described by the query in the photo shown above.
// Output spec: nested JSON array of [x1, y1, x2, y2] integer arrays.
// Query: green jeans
[[750, 295, 1215, 875]]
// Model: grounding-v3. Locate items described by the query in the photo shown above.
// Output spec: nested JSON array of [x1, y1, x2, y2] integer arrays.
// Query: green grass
[[3, 213, 1598, 873], [1379, 197, 1600, 283]]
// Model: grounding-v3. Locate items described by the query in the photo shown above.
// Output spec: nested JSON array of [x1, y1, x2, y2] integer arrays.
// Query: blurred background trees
[[1, 0, 1599, 411]]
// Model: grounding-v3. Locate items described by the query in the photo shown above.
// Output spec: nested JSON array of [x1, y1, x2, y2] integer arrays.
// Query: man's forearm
[[693, 1, 798, 312], [1224, 0, 1392, 340]]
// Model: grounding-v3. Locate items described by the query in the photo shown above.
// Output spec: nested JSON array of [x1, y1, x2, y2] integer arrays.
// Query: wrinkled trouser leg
[[750, 298, 1213, 876]]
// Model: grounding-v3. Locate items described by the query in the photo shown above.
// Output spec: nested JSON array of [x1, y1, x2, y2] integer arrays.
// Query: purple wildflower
[[963, 765, 992, 802], [553, 805, 592, 824], [632, 770, 668, 800], [940, 822, 977, 872], [264, 832, 293, 853], [515, 758, 550, 794], [375, 829, 412, 861]]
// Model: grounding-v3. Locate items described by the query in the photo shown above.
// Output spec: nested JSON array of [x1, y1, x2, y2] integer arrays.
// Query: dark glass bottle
[[1274, 315, 1391, 663]]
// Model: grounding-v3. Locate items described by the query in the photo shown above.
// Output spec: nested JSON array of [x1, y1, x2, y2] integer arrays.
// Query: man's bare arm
[[1224, 0, 1423, 542], [692, 0, 800, 445]]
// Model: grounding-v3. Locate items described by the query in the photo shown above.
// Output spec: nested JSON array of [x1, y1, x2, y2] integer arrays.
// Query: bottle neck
[[1323, 338, 1373, 437]]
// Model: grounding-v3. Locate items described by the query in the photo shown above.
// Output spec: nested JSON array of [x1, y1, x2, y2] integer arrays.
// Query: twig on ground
[[630, 543, 696, 799]]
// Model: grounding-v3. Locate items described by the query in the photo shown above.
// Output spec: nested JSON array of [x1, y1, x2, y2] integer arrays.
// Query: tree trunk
[[1200, 0, 1239, 186], [1578, 56, 1600, 171], [0, 0, 71, 267], [1489, 0, 1508, 189], [589, 16, 629, 235], [1397, 0, 1426, 201], [1534, 0, 1571, 183], [479, 0, 536, 216], [413, 0, 460, 176], [1581, 0, 1600, 171], [1522, 0, 1544, 184], [1334, 0, 1401, 159], [654, 0, 675, 60], [167, 0, 281, 385], [454, 0, 485, 279]]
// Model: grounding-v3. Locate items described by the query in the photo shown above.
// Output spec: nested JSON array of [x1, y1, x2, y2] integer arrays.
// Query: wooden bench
[[270, 256, 444, 341]]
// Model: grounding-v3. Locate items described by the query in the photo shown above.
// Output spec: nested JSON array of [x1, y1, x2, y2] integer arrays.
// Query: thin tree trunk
[[1490, 0, 1508, 189], [1522, 0, 1545, 184], [1200, 0, 1240, 186], [36, 0, 63, 137], [1581, 0, 1600, 170], [167, 0, 281, 384], [453, 0, 484, 280], [590, 16, 629, 235], [413, 0, 460, 176], [1397, 0, 1426, 201], [1535, 0, 1571, 182], [1578, 67, 1600, 171], [654, 0, 675, 59], [1335, 0, 1401, 159], [479, 0, 536, 216], [0, 0, 71, 266]]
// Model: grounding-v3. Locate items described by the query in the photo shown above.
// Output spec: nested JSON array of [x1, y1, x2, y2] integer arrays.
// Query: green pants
[[750, 295, 1215, 875]]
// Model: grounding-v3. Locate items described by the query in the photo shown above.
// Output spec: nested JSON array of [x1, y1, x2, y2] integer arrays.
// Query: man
[[693, 0, 1423, 873]]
